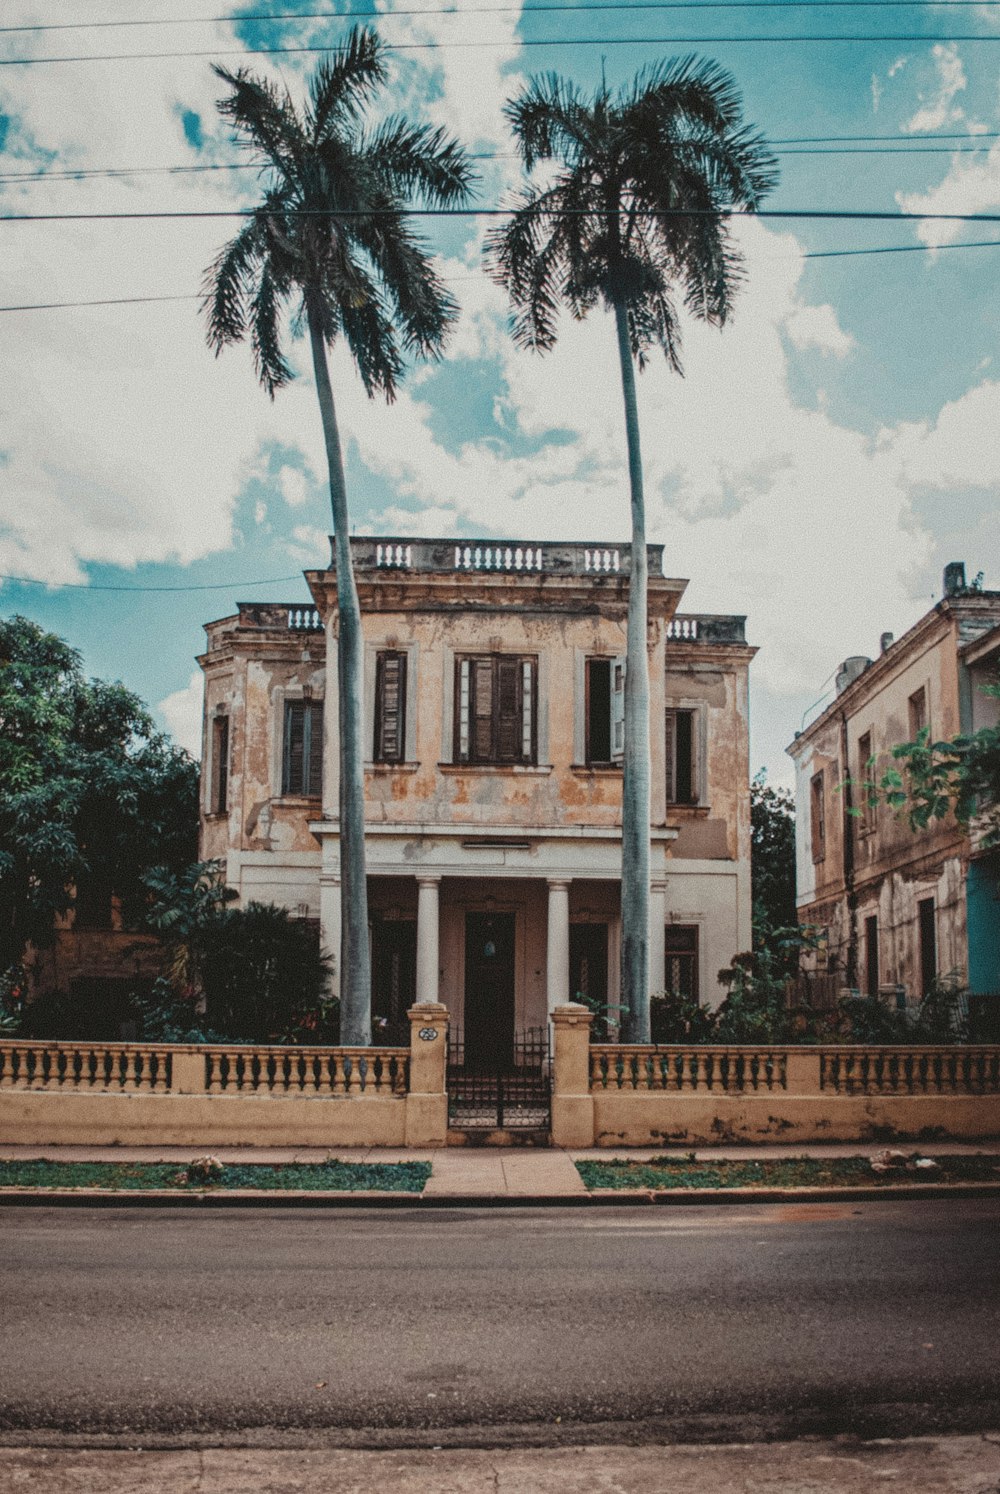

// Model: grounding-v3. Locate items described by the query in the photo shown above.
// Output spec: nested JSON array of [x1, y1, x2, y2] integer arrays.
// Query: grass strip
[[576, 1154, 1000, 1191], [0, 1159, 431, 1193]]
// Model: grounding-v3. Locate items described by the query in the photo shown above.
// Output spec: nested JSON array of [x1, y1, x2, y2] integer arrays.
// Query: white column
[[320, 873, 341, 1001], [546, 878, 571, 1017], [416, 876, 441, 1006], [649, 881, 667, 998]]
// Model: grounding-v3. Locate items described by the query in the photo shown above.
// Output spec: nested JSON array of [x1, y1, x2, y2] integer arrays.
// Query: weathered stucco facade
[[199, 537, 755, 1052], [787, 563, 1000, 1002]]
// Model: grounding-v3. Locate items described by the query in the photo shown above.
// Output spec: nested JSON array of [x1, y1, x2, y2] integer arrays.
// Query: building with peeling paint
[[198, 537, 755, 1054], [787, 562, 1000, 1007]]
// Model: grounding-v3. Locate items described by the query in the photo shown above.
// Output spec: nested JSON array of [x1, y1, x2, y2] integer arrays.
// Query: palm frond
[[211, 63, 305, 175], [306, 26, 386, 141], [365, 116, 477, 207], [200, 219, 264, 353], [250, 264, 294, 397]]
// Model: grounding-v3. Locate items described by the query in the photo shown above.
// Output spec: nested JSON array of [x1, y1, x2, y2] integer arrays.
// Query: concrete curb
[[2, 1181, 1000, 1207]]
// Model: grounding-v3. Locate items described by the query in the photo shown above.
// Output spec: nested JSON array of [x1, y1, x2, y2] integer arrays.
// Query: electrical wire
[[2, 139, 997, 187], [0, 572, 306, 591], [4, 0, 1000, 31], [4, 206, 1000, 222], [4, 34, 1000, 66]]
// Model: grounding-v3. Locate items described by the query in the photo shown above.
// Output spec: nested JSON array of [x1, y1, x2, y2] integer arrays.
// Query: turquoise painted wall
[[967, 856, 1000, 994]]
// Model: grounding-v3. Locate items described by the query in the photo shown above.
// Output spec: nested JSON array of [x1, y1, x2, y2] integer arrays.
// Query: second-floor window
[[210, 713, 229, 815], [857, 729, 875, 834], [665, 708, 698, 805], [282, 700, 323, 797], [908, 686, 928, 740], [455, 654, 537, 765], [374, 650, 407, 764], [810, 770, 826, 862], [585, 656, 625, 765]]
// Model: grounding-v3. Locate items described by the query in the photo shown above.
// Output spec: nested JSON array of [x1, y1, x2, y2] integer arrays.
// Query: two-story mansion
[[198, 538, 755, 1053]]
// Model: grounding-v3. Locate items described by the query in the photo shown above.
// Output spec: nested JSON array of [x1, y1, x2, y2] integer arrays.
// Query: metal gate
[[447, 1026, 552, 1131]]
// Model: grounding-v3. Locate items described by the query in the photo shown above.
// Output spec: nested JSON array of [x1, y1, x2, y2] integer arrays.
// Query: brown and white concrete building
[[198, 537, 755, 1056], [787, 562, 1000, 1004]]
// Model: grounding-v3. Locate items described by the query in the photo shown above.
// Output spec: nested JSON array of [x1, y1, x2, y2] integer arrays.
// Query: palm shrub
[[487, 61, 777, 1041], [202, 29, 475, 1043]]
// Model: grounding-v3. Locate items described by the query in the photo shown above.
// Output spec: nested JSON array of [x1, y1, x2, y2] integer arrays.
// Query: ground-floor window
[[918, 897, 937, 996], [664, 925, 699, 999]]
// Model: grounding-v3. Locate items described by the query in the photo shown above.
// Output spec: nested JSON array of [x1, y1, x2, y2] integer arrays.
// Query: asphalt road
[[1, 1200, 998, 1447]]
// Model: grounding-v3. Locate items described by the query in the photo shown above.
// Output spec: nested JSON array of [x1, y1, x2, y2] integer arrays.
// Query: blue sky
[[2, 0, 999, 785]]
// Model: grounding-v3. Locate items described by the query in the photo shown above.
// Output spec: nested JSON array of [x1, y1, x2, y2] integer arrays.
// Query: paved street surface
[[3, 1437, 1000, 1492], [2, 1200, 998, 1448]]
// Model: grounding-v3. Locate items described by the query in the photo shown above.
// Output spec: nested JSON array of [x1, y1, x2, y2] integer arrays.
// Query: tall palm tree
[[203, 27, 475, 1044], [487, 59, 777, 1043]]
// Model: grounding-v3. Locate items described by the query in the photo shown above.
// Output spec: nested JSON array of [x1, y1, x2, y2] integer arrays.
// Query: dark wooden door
[[570, 923, 609, 1034], [463, 911, 516, 1070], [372, 918, 416, 1042]]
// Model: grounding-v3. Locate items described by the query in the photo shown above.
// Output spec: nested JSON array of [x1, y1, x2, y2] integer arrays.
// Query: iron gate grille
[[447, 1026, 552, 1130]]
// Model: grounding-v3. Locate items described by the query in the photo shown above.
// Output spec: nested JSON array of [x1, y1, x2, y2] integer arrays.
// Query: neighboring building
[[787, 562, 1000, 1002], [198, 537, 755, 1055]]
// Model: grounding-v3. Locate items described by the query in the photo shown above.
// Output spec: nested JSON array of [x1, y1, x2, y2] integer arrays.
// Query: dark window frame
[[374, 649, 408, 764], [665, 707, 699, 806], [857, 729, 875, 835], [865, 913, 879, 996], [810, 770, 826, 863], [282, 698, 323, 798], [210, 713, 229, 815], [453, 653, 538, 766], [908, 686, 928, 741], [664, 924, 699, 999]]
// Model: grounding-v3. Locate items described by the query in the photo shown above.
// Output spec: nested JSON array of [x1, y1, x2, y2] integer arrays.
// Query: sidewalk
[[1, 1141, 998, 1203], [3, 1436, 1000, 1491]]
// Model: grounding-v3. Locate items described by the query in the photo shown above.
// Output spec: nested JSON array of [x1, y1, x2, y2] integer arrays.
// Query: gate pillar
[[405, 1001, 449, 1148], [551, 1002, 595, 1148]]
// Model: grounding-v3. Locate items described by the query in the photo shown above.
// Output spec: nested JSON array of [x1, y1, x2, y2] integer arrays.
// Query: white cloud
[[902, 43, 967, 133], [897, 136, 1000, 247], [158, 670, 203, 758], [784, 304, 855, 358], [278, 466, 312, 508]]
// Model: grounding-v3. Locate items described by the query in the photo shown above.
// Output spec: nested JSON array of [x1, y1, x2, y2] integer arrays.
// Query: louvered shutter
[[375, 651, 406, 763], [307, 703, 323, 797], [610, 657, 626, 763], [473, 658, 494, 760], [664, 709, 676, 804], [283, 701, 306, 795], [496, 657, 522, 762]]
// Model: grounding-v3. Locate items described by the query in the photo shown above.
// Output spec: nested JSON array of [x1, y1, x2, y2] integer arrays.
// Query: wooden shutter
[[375, 651, 406, 763], [664, 709, 676, 803], [473, 658, 494, 761], [283, 701, 306, 795], [496, 657, 522, 762], [457, 658, 471, 761], [610, 656, 625, 763], [306, 703, 323, 797], [212, 715, 229, 814]]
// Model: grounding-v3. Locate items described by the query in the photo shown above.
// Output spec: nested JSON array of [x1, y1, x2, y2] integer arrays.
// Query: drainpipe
[[839, 709, 859, 990]]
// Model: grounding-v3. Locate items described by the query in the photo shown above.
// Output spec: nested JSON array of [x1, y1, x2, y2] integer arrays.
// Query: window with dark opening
[[585, 657, 625, 765], [211, 714, 229, 814], [908, 686, 928, 741], [664, 925, 698, 998], [865, 913, 879, 996], [918, 897, 937, 997], [810, 771, 826, 862], [666, 709, 697, 804], [282, 700, 323, 797], [455, 655, 536, 765], [857, 730, 875, 834], [374, 650, 407, 764]]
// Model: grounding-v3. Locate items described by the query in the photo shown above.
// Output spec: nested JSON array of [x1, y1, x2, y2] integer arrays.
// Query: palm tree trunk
[[307, 299, 372, 1046], [613, 298, 651, 1044]]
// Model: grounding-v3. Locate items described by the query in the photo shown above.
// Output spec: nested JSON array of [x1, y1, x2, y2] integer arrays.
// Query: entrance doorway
[[570, 922, 609, 1033], [463, 910, 516, 1070], [372, 917, 416, 1044]]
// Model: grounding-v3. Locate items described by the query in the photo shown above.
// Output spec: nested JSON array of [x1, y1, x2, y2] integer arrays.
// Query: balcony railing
[[237, 602, 323, 632], [347, 537, 663, 577]]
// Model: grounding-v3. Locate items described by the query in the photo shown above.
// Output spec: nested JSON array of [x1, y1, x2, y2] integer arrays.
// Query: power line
[[3, 139, 997, 187], [0, 572, 306, 592], [5, 206, 1000, 223], [1, 237, 997, 313], [5, 34, 1000, 66], [4, 0, 1000, 31]]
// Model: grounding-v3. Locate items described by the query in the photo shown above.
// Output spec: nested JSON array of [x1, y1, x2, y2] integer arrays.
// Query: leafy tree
[[202, 28, 475, 1044], [486, 60, 777, 1041], [877, 702, 1000, 850], [750, 770, 798, 962], [196, 902, 333, 1043], [0, 615, 198, 974]]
